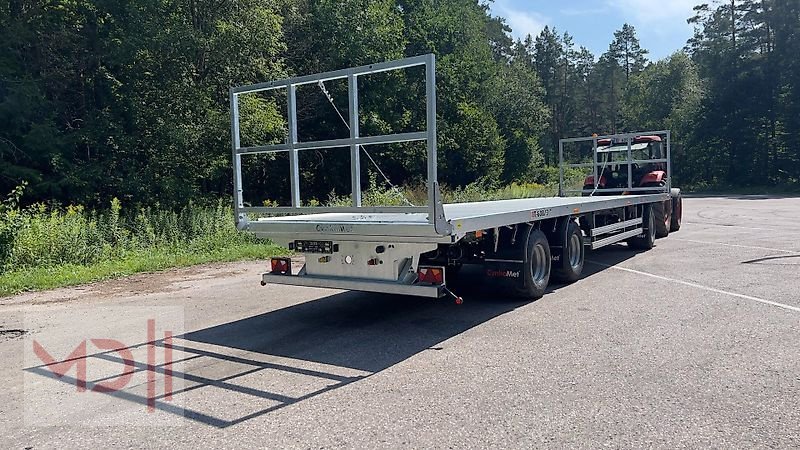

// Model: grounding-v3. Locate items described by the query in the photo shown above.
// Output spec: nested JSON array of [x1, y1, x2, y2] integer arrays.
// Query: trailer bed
[[248, 194, 668, 242]]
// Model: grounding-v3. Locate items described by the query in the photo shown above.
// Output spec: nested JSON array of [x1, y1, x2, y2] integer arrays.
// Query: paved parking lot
[[1, 196, 798, 448]]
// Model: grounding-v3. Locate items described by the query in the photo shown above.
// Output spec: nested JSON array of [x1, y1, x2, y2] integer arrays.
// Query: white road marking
[[683, 221, 771, 231], [671, 238, 800, 255], [585, 260, 800, 313]]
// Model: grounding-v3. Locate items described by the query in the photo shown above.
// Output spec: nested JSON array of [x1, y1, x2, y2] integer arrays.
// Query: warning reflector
[[270, 258, 291, 275], [417, 266, 445, 285]]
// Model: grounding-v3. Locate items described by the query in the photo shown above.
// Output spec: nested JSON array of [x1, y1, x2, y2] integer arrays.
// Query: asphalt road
[[1, 195, 799, 448]]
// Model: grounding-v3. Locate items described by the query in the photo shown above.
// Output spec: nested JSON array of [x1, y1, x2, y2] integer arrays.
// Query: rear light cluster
[[270, 258, 291, 275], [417, 266, 445, 285]]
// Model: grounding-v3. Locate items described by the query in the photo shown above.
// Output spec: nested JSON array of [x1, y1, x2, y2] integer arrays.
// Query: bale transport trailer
[[230, 54, 682, 303]]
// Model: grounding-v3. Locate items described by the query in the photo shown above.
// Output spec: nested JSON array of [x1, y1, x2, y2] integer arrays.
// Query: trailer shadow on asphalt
[[174, 244, 645, 427], [174, 290, 533, 427], [24, 245, 646, 429]]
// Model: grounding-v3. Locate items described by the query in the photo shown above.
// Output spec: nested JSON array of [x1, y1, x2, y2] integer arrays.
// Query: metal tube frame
[[558, 130, 672, 197], [229, 54, 443, 232], [558, 140, 564, 197]]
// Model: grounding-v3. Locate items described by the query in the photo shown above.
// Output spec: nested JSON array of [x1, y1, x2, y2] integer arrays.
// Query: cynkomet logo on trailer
[[486, 269, 521, 278]]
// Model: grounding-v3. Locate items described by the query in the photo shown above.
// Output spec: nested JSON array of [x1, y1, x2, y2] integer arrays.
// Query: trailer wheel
[[552, 221, 584, 283], [516, 229, 551, 300], [670, 190, 683, 232], [628, 205, 656, 250], [652, 200, 670, 238]]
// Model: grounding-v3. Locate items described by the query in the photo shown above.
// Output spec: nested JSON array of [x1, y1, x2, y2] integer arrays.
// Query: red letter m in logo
[[32, 340, 88, 391]]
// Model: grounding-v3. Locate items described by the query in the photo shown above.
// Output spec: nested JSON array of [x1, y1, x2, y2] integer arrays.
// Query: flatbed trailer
[[230, 55, 677, 302]]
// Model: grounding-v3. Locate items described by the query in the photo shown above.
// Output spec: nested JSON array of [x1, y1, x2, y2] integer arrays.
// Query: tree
[[594, 51, 625, 134], [573, 47, 599, 135], [621, 52, 703, 184], [0, 0, 287, 205], [609, 23, 649, 80], [5, 0, 797, 207], [395, 0, 548, 187], [484, 59, 548, 182], [687, 0, 800, 185], [531, 26, 563, 165]]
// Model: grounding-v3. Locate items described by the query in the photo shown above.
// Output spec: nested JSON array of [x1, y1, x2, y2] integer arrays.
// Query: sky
[[487, 0, 699, 60]]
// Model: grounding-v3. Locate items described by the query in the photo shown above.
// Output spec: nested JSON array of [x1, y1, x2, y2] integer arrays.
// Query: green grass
[[0, 242, 284, 297], [0, 190, 286, 297]]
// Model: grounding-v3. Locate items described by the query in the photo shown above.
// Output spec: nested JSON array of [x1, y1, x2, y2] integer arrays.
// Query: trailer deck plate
[[248, 194, 669, 242], [294, 240, 334, 254]]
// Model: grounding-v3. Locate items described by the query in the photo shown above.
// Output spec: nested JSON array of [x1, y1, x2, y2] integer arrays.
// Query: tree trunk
[[610, 71, 617, 134]]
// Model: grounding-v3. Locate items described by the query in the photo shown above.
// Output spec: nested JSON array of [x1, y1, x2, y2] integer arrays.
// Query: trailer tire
[[552, 221, 584, 283], [652, 200, 671, 238], [628, 205, 656, 250], [670, 190, 682, 232], [515, 229, 551, 300]]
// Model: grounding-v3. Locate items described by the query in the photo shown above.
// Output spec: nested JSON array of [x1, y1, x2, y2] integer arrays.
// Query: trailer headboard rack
[[230, 54, 448, 236]]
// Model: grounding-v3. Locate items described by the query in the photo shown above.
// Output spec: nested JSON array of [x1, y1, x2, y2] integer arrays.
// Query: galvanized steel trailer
[[230, 54, 675, 302]]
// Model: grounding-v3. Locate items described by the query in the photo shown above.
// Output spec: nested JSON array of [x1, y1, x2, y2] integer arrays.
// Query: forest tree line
[[1, 0, 799, 208]]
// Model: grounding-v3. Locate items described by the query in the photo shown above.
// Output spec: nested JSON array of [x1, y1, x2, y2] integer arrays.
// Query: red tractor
[[565, 132, 682, 238]]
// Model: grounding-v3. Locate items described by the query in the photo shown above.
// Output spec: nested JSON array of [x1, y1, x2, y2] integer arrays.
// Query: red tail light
[[270, 258, 291, 275], [417, 266, 445, 285]]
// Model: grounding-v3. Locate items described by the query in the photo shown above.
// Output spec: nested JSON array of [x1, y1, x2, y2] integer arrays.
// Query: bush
[[0, 182, 27, 270], [1, 197, 263, 274]]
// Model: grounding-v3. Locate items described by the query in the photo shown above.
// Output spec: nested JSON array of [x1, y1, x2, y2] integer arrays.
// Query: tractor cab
[[583, 135, 666, 192]]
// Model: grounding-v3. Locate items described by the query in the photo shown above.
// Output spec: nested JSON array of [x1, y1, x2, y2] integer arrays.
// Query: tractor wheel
[[641, 181, 670, 238], [670, 190, 683, 232], [652, 200, 671, 238], [515, 229, 551, 300], [628, 205, 656, 250], [552, 221, 584, 283]]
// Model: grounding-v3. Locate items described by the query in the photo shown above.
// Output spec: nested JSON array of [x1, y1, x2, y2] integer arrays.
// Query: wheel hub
[[532, 243, 548, 284], [568, 233, 582, 269]]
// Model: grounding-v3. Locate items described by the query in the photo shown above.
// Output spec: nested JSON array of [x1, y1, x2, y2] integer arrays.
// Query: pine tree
[[609, 23, 649, 80]]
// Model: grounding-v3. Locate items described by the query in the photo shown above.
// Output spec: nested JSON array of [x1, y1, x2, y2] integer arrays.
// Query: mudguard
[[639, 171, 666, 185], [584, 175, 607, 187]]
